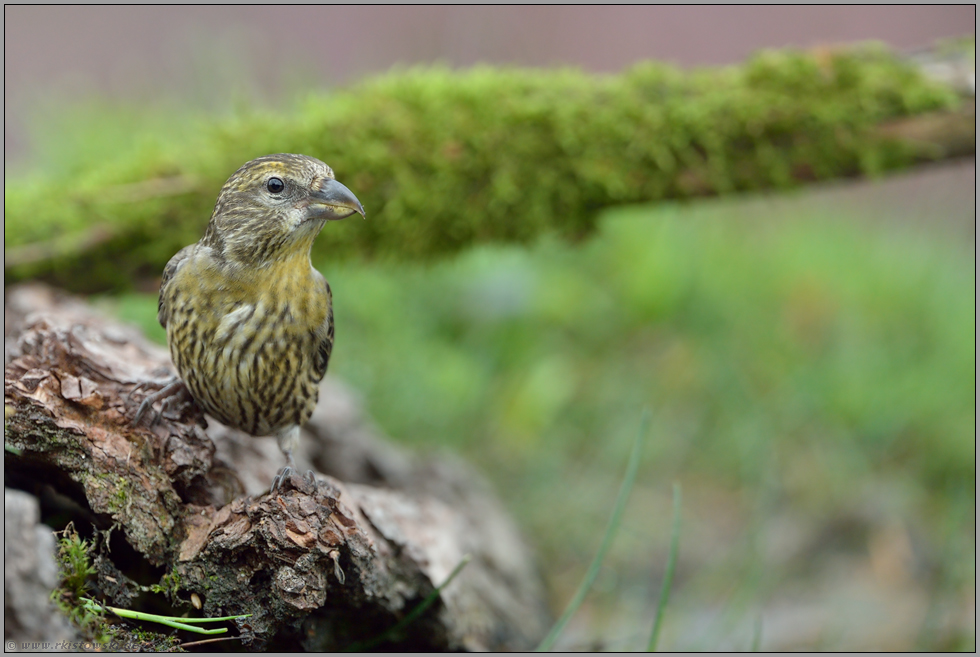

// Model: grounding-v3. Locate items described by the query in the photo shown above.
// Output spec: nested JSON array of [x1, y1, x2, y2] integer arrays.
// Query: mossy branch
[[4, 41, 973, 292]]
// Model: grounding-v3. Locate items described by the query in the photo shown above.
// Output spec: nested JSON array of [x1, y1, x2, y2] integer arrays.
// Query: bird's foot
[[270, 466, 292, 494], [130, 376, 192, 426], [270, 467, 318, 495]]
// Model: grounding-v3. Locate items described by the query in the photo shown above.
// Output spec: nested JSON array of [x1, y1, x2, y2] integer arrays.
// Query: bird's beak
[[310, 178, 365, 220]]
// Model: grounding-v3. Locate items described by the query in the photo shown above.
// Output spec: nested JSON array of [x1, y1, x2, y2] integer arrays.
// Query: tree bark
[[3, 283, 550, 651]]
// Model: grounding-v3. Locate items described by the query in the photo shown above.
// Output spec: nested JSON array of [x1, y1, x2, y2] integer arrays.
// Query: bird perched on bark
[[135, 153, 364, 487]]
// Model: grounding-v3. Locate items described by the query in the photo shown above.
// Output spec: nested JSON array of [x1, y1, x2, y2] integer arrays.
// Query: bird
[[135, 153, 364, 489]]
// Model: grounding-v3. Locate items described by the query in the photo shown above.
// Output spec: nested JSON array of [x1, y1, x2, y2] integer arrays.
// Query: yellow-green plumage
[[156, 154, 363, 469]]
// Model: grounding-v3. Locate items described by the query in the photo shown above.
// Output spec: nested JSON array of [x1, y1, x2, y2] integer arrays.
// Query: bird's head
[[202, 153, 364, 266]]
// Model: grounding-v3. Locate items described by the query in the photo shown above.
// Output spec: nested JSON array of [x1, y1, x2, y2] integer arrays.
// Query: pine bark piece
[[3, 283, 550, 650]]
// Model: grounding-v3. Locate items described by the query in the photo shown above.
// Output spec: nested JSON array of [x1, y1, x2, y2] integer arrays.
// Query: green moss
[[118, 627, 183, 652], [86, 473, 132, 516], [4, 410, 86, 455], [150, 568, 183, 599], [4, 42, 965, 292], [51, 524, 111, 642], [50, 527, 189, 651], [108, 479, 130, 514]]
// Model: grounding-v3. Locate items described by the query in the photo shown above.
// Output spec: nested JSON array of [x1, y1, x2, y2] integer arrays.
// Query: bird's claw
[[271, 466, 293, 494], [130, 377, 189, 426], [270, 467, 318, 494]]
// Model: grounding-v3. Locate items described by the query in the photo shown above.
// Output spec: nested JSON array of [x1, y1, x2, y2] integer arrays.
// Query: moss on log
[[4, 42, 973, 292]]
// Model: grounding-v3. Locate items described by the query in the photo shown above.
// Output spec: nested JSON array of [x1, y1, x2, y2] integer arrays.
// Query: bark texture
[[3, 283, 550, 650]]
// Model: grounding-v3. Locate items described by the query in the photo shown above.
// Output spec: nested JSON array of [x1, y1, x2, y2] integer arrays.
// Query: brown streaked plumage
[[147, 154, 363, 484]]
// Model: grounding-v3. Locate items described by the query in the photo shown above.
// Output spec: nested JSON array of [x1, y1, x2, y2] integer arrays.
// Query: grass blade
[[647, 481, 682, 651], [82, 598, 251, 635], [536, 410, 650, 652]]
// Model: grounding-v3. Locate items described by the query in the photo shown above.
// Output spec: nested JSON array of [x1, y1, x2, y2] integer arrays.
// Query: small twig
[[4, 225, 115, 269], [179, 635, 246, 649], [5, 175, 198, 269], [875, 99, 976, 159], [536, 410, 650, 652]]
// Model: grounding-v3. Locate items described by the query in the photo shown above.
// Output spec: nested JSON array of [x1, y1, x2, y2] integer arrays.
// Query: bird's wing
[[157, 245, 195, 329], [312, 274, 335, 382]]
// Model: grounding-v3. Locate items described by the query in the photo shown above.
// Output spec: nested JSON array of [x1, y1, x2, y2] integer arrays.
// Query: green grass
[[321, 196, 973, 493], [537, 411, 649, 652], [106, 187, 974, 650], [648, 482, 682, 651]]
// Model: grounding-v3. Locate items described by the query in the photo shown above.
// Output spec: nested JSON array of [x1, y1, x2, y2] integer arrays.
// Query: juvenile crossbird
[[137, 153, 364, 487]]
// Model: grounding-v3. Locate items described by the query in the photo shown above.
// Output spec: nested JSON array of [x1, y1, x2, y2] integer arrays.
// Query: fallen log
[[3, 283, 550, 650]]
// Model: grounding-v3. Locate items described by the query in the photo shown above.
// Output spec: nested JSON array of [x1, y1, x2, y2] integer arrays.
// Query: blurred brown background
[[4, 5, 975, 160]]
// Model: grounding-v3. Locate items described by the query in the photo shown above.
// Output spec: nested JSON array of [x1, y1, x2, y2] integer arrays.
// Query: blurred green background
[[106, 172, 975, 650], [5, 7, 975, 652]]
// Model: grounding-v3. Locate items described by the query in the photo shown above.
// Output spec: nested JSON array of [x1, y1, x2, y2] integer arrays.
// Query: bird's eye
[[267, 177, 285, 194]]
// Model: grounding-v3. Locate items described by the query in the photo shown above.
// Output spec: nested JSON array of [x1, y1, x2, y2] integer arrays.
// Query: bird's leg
[[271, 426, 316, 493], [131, 376, 190, 426]]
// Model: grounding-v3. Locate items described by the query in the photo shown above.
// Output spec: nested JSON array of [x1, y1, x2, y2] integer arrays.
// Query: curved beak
[[310, 178, 365, 220]]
